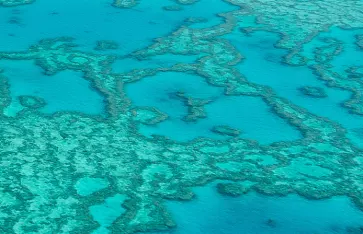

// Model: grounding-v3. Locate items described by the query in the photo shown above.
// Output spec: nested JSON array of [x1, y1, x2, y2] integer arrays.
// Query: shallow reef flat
[[1, 0, 363, 233]]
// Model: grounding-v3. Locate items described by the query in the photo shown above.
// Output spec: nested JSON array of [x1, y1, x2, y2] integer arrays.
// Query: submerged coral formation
[[175, 91, 211, 122], [18, 95, 46, 109], [162, 5, 184, 12], [212, 125, 241, 137], [1, 0, 363, 233], [113, 0, 198, 8], [0, 0, 34, 7], [299, 86, 327, 98], [131, 106, 168, 125], [112, 0, 138, 9], [357, 35, 363, 49], [94, 40, 119, 51]]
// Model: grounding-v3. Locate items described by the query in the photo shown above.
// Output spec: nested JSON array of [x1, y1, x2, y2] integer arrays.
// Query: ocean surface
[[0, 0, 363, 233]]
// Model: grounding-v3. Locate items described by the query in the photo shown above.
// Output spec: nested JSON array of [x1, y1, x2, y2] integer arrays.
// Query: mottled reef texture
[[1, 0, 363, 233]]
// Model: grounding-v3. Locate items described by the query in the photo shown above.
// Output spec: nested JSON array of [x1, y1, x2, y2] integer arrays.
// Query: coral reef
[[212, 125, 240, 137], [0, 0, 363, 233], [298, 86, 327, 98], [357, 35, 363, 49], [175, 91, 211, 122], [94, 40, 119, 51], [0, 32, 362, 233], [184, 17, 208, 26], [18, 95, 46, 109], [131, 106, 168, 125], [229, 0, 363, 50], [0, 0, 34, 7], [112, 0, 198, 9], [163, 5, 184, 12], [112, 0, 138, 9], [216, 182, 250, 197]]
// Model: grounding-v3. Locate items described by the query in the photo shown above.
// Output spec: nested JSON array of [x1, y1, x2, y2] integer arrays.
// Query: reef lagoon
[[0, 0, 363, 233]]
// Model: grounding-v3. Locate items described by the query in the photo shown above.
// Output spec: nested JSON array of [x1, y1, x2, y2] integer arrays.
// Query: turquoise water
[[1, 0, 363, 233], [158, 184, 363, 234], [225, 29, 363, 148], [90, 194, 127, 234], [1, 0, 177, 52], [75, 177, 109, 197], [0, 60, 105, 116], [314, 27, 363, 75], [0, 0, 236, 53], [126, 72, 301, 144], [226, 30, 363, 130], [300, 27, 363, 148]]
